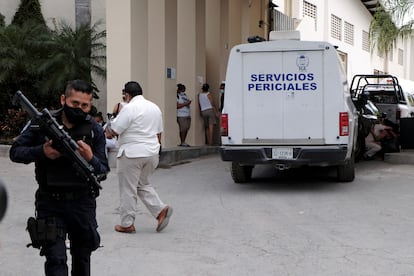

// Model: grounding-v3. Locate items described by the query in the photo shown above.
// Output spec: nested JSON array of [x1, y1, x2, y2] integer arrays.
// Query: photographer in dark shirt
[[9, 80, 109, 276]]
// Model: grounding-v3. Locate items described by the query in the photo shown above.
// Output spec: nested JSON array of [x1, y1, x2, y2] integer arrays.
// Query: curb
[[0, 145, 10, 158], [1, 144, 220, 167]]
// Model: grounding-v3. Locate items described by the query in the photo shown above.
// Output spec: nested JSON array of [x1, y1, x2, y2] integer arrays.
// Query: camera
[[0, 179, 7, 222]]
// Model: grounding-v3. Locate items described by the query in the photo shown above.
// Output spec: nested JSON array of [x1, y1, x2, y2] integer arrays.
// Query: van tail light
[[339, 112, 349, 136], [396, 109, 401, 121], [221, 113, 228, 136]]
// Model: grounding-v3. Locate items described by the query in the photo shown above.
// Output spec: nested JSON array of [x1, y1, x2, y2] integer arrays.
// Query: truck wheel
[[354, 130, 365, 162], [231, 162, 253, 183], [337, 159, 355, 182]]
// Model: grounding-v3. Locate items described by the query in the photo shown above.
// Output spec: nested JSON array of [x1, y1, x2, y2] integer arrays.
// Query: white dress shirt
[[111, 95, 163, 158]]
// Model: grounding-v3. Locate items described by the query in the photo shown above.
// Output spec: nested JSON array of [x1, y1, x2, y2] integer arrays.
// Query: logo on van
[[296, 55, 309, 72]]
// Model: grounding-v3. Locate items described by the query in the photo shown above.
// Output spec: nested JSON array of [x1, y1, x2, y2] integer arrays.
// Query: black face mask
[[63, 103, 87, 124]]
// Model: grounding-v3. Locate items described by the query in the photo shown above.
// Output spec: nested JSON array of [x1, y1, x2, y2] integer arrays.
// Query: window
[[303, 1, 317, 30], [362, 30, 370, 52], [303, 1, 316, 18], [331, 14, 342, 41], [398, 48, 404, 65], [337, 50, 348, 76], [344, 22, 354, 45], [374, 69, 385, 75], [389, 49, 393, 62]]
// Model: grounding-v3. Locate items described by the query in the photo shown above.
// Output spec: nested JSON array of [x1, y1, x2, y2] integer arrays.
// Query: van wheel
[[231, 162, 253, 183], [337, 159, 355, 182]]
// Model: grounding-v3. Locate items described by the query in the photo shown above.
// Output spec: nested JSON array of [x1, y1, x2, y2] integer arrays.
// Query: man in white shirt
[[364, 117, 395, 160], [108, 81, 172, 233]]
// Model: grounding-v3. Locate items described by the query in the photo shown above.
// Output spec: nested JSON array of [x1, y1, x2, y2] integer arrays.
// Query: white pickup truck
[[350, 74, 412, 126], [220, 31, 358, 183]]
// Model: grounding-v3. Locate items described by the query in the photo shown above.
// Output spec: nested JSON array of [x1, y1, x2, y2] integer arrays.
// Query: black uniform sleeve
[[90, 123, 110, 175], [9, 124, 47, 164]]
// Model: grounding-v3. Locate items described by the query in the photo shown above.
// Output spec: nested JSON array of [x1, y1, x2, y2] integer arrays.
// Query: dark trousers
[[35, 191, 100, 276]]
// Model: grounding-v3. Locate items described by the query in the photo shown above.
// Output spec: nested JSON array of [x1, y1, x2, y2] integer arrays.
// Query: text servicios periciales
[[248, 73, 317, 91]]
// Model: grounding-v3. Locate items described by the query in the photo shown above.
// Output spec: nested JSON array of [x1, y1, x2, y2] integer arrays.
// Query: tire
[[337, 158, 355, 182], [231, 162, 253, 183], [354, 126, 365, 162]]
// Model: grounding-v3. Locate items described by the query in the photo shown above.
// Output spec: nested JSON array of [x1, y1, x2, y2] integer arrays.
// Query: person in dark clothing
[[219, 81, 225, 112], [9, 79, 109, 276]]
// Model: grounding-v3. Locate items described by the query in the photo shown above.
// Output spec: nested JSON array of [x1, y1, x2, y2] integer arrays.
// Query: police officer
[[10, 80, 109, 276]]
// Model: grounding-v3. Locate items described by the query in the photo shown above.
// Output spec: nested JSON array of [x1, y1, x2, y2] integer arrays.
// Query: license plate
[[272, 148, 293, 160]]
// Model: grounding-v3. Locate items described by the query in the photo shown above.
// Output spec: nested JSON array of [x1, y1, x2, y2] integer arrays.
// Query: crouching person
[[364, 121, 394, 160]]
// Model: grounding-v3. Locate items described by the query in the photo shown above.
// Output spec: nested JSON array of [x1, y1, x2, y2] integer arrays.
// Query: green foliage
[[0, 24, 50, 91], [0, 108, 28, 143], [11, 0, 46, 27], [0, 16, 106, 141], [0, 23, 53, 138], [370, 1, 414, 57], [370, 6, 399, 56], [382, 0, 414, 27], [39, 21, 106, 99], [0, 13, 5, 28]]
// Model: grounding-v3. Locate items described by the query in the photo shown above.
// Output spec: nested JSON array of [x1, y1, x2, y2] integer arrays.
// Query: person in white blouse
[[198, 83, 219, 145], [176, 83, 192, 147]]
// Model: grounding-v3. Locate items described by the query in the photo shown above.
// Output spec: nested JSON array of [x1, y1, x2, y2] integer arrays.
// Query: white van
[[220, 31, 358, 183]]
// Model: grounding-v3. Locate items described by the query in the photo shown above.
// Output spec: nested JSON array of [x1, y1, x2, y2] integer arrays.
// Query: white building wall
[[275, 0, 413, 83]]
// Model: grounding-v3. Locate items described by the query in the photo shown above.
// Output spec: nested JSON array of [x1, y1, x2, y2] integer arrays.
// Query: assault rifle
[[13, 91, 104, 195]]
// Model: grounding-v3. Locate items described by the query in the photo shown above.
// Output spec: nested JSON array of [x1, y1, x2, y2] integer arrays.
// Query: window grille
[[303, 1, 317, 30], [398, 48, 404, 65], [362, 30, 370, 52], [303, 1, 316, 19], [331, 14, 342, 41], [344, 21, 354, 45], [272, 9, 295, 31]]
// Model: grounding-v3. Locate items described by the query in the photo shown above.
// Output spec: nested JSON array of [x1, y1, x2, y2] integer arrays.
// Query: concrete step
[[384, 149, 414, 164]]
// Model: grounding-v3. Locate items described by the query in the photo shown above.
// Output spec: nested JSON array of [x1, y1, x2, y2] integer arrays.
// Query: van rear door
[[242, 50, 324, 143]]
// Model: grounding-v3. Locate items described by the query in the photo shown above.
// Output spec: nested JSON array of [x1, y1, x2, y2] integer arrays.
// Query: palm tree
[[0, 23, 52, 138], [369, 1, 414, 73], [0, 23, 50, 96], [38, 21, 106, 98], [383, 0, 414, 27]]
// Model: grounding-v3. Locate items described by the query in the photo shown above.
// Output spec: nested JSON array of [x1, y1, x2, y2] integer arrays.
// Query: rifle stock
[[13, 91, 103, 194]]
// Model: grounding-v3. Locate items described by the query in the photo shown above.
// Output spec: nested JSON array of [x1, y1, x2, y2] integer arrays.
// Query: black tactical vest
[[36, 111, 94, 192]]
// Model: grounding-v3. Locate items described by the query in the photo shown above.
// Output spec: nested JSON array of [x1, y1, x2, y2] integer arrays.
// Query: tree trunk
[[75, 0, 91, 28], [384, 52, 389, 74]]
